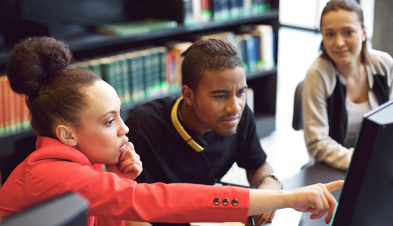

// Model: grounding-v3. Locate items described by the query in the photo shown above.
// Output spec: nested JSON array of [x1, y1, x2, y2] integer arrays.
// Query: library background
[[0, 0, 280, 185]]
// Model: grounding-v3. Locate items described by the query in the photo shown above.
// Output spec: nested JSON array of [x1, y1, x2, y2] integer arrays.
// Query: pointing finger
[[325, 180, 344, 192]]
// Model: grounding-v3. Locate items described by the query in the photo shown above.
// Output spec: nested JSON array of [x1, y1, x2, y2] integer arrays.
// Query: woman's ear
[[363, 26, 367, 41], [56, 125, 77, 146]]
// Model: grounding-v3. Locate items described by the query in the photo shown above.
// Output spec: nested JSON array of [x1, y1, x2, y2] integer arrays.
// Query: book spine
[[265, 0, 271, 11], [238, 35, 248, 72], [260, 0, 269, 12], [238, 0, 244, 17], [126, 52, 135, 102], [141, 50, 152, 98], [221, 0, 229, 20], [183, 0, 195, 25], [15, 92, 23, 132], [112, 56, 125, 103], [200, 0, 211, 22], [228, 0, 239, 18], [253, 32, 262, 70], [192, 0, 201, 23], [129, 52, 138, 102], [244, 34, 257, 72], [100, 57, 117, 93], [134, 51, 146, 101], [119, 54, 132, 104], [243, 0, 251, 16], [257, 24, 274, 70], [6, 79, 16, 135], [175, 52, 183, 91], [21, 94, 30, 130], [251, 0, 258, 14], [234, 35, 244, 65], [166, 52, 178, 92], [212, 0, 222, 21], [149, 48, 161, 97], [158, 47, 169, 95]]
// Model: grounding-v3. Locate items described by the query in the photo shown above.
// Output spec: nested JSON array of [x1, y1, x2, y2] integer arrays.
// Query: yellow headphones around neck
[[171, 96, 204, 152]]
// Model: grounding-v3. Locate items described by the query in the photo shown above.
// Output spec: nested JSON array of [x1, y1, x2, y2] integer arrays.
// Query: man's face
[[191, 67, 247, 137]]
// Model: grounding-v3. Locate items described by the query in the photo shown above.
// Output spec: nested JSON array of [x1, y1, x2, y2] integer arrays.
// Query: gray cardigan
[[303, 49, 393, 170]]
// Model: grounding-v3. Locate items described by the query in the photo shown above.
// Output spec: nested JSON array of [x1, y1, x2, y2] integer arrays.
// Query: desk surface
[[282, 163, 346, 226]]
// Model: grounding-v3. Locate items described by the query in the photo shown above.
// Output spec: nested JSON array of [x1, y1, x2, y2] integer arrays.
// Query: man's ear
[[56, 125, 77, 146], [182, 85, 195, 106]]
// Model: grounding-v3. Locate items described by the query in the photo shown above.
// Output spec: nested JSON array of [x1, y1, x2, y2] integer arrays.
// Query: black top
[[125, 96, 267, 185], [327, 74, 390, 145]]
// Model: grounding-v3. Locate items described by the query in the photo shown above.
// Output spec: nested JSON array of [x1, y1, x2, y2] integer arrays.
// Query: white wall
[[279, 0, 374, 39], [279, 0, 328, 30]]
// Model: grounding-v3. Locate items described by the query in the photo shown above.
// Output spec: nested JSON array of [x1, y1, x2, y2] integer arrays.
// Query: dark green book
[[100, 57, 117, 94], [118, 54, 131, 104], [158, 47, 169, 95], [149, 48, 162, 97], [129, 51, 145, 102], [141, 50, 153, 98], [111, 56, 125, 103], [94, 19, 178, 36]]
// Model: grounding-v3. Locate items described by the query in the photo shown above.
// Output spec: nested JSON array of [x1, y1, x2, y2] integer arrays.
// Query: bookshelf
[[0, 0, 280, 184]]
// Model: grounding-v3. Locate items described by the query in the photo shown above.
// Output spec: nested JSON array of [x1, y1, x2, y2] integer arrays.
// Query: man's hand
[[106, 142, 143, 180], [246, 176, 282, 225], [286, 180, 344, 224]]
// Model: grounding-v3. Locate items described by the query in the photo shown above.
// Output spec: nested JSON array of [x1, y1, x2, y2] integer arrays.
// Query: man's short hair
[[181, 38, 243, 91]]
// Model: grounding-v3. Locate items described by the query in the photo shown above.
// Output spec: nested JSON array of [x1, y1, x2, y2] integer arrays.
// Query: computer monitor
[[331, 100, 393, 226], [0, 192, 89, 226]]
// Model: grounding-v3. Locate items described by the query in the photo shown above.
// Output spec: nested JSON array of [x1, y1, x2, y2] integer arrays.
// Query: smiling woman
[[302, 0, 393, 171]]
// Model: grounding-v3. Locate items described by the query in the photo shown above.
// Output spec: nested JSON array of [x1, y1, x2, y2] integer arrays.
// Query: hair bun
[[7, 36, 73, 95]]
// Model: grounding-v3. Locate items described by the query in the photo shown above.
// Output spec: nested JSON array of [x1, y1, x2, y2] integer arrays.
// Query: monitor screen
[[0, 192, 89, 226], [331, 100, 393, 226]]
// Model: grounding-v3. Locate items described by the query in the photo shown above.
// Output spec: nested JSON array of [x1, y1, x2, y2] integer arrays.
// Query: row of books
[[0, 76, 30, 138], [191, 24, 275, 72], [185, 0, 272, 24], [93, 0, 272, 37], [237, 24, 275, 72], [70, 44, 193, 105]]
